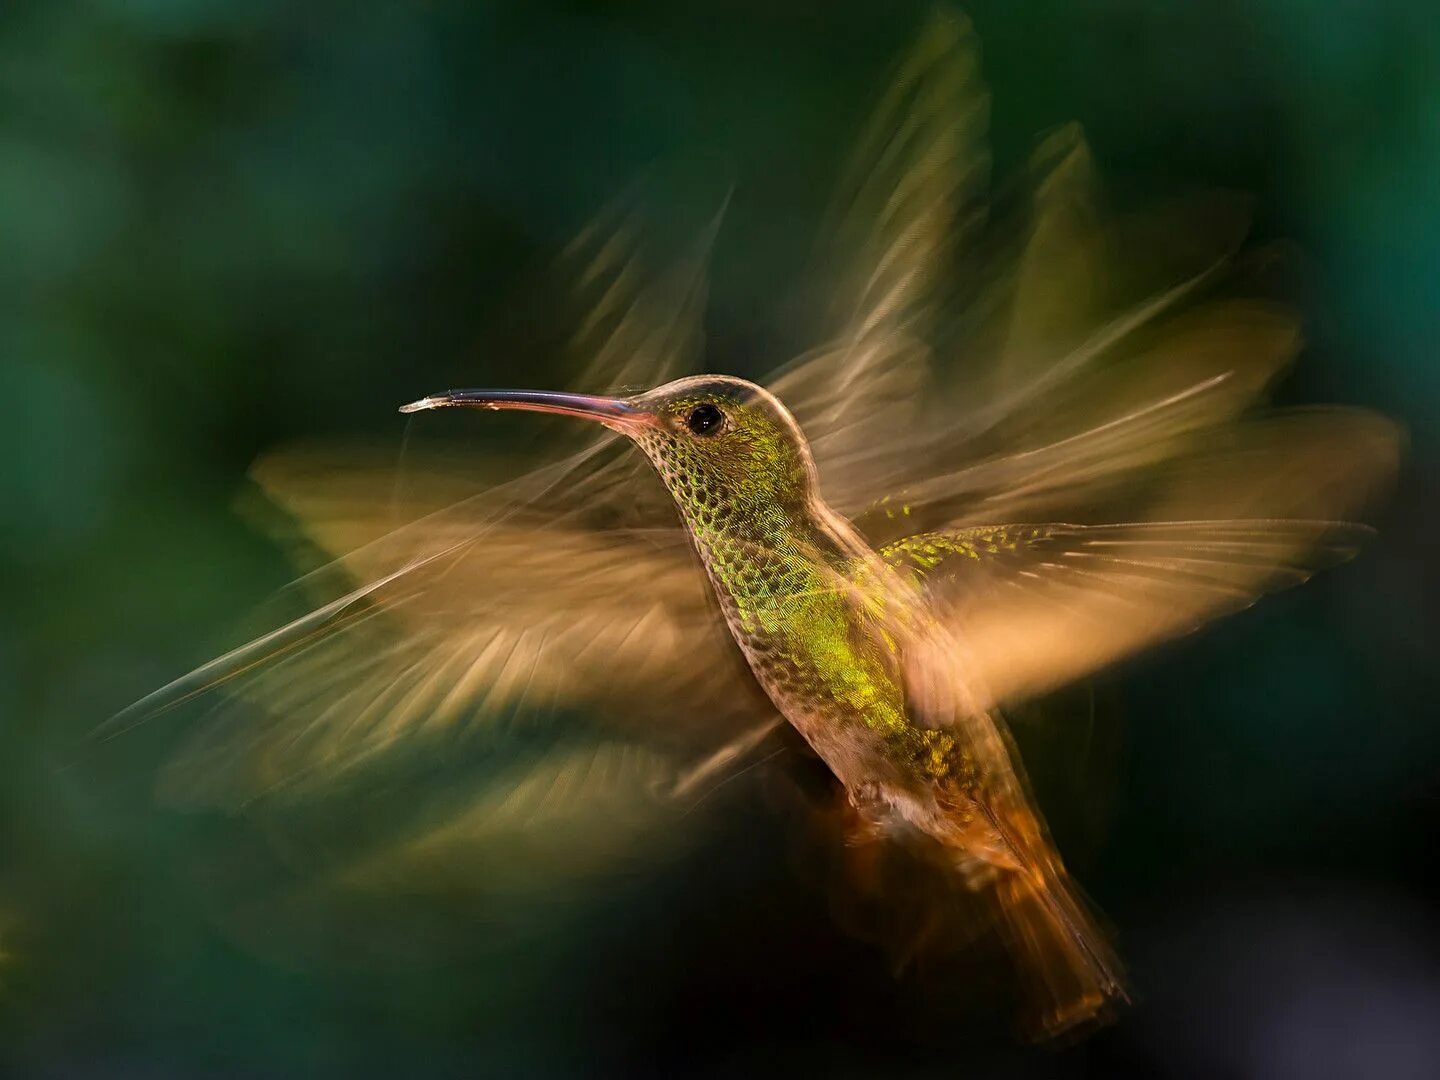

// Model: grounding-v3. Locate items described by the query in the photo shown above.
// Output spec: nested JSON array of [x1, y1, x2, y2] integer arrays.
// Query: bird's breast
[[678, 500, 978, 801], [685, 524, 923, 775]]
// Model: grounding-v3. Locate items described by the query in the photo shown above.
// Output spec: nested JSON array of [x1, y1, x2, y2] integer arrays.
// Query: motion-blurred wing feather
[[560, 166, 727, 395], [769, 11, 986, 492], [153, 486, 771, 809], [129, 193, 780, 814], [767, 15, 1270, 546], [852, 299, 1300, 538], [888, 409, 1400, 712]]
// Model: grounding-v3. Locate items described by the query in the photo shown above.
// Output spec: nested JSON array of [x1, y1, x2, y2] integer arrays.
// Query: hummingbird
[[397, 374, 1142, 1032], [114, 14, 1399, 1037]]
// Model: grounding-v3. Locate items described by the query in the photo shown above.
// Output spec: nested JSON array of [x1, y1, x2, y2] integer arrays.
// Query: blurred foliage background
[[2, 1, 1438, 1076]]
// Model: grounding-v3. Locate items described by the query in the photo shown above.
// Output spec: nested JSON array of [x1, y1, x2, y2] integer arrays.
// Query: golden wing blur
[[776, 13, 1397, 718], [91, 182, 811, 961], [109, 184, 785, 896]]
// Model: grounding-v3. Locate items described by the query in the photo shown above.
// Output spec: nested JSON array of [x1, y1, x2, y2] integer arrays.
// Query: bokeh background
[[3, 1, 1438, 1076]]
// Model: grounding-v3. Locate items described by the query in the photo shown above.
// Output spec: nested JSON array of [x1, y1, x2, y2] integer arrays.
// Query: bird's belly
[[727, 623, 916, 789], [725, 611, 996, 829], [696, 543, 976, 819]]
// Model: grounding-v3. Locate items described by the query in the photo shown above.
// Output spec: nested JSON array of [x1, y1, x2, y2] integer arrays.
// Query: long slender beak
[[399, 388, 656, 434]]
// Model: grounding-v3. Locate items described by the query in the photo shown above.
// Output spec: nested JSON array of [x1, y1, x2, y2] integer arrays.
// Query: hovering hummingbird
[[398, 373, 1147, 1031], [115, 14, 1398, 1036]]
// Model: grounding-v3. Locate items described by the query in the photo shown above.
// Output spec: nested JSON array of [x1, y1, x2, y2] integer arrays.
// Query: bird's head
[[401, 375, 819, 526]]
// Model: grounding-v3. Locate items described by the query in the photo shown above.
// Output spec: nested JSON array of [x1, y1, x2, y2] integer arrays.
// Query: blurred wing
[[886, 409, 1400, 712], [769, 10, 986, 492], [114, 443, 783, 960], [559, 162, 728, 395], [852, 297, 1301, 538], [819, 8, 987, 347], [112, 191, 782, 821], [120, 458, 777, 806], [153, 525, 766, 809], [828, 185, 1274, 541], [764, 13, 1269, 546]]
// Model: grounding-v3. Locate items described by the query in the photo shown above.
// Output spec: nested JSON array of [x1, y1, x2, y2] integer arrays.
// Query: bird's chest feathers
[[685, 513, 908, 741], [682, 506, 978, 812]]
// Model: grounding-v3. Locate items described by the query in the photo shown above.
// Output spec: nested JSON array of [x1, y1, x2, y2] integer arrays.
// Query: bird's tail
[[990, 857, 1127, 1038], [818, 789, 1126, 1038]]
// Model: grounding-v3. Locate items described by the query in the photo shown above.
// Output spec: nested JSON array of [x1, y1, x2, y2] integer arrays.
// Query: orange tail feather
[[992, 861, 1127, 1038]]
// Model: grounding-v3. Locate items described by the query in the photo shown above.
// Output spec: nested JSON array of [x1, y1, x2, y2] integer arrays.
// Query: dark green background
[[3, 2, 1438, 1076]]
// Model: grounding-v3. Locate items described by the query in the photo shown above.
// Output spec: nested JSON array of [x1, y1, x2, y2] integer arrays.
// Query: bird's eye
[[685, 402, 725, 437]]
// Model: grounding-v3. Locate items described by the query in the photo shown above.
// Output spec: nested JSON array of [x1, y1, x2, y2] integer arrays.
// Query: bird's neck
[[678, 491, 875, 611]]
